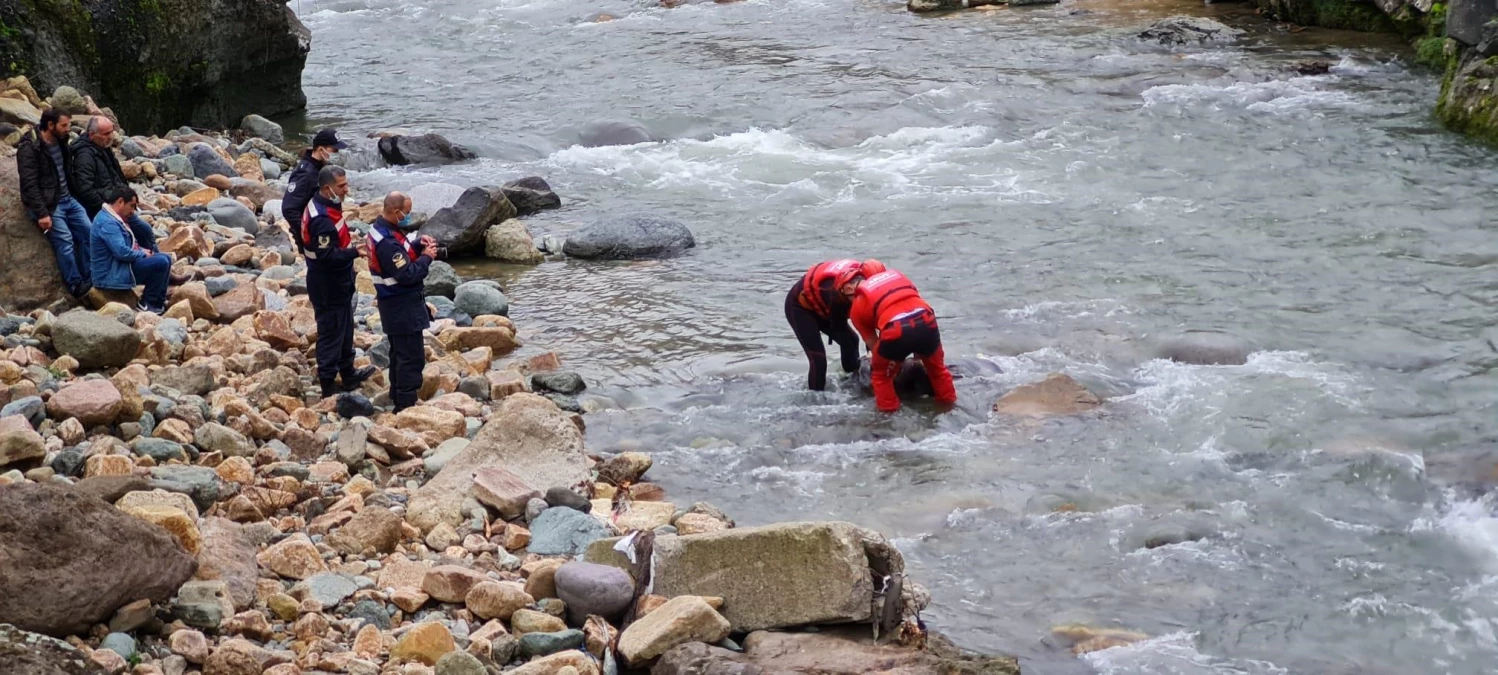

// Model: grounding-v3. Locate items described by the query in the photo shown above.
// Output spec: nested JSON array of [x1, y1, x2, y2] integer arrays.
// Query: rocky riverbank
[[0, 78, 1026, 674]]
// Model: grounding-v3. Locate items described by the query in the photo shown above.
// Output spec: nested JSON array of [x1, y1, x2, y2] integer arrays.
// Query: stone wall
[[0, 0, 309, 133]]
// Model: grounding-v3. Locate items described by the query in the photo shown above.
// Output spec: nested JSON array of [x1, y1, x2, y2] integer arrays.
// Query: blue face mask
[[396, 213, 416, 230]]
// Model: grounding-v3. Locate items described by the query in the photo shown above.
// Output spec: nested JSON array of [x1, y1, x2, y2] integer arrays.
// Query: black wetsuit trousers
[[785, 287, 860, 391]]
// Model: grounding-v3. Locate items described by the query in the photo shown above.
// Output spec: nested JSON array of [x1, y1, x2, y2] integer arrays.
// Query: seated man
[[89, 187, 172, 313]]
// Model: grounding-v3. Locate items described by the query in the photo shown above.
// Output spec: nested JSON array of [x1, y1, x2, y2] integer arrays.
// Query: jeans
[[132, 253, 172, 310], [39, 196, 94, 294]]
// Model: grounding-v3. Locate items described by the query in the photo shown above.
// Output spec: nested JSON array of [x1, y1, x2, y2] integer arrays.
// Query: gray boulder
[[563, 214, 695, 260], [531, 372, 585, 396], [52, 310, 142, 369], [501, 177, 561, 216], [1, 397, 46, 428], [554, 562, 634, 624], [1138, 16, 1244, 46], [1449, 0, 1498, 54], [47, 86, 89, 115], [261, 159, 281, 180], [0, 623, 111, 675], [152, 364, 216, 396], [424, 261, 461, 299], [484, 220, 544, 264], [578, 121, 653, 147], [422, 186, 517, 256], [377, 133, 475, 166], [453, 281, 509, 318], [0, 483, 198, 637], [529, 506, 611, 557], [207, 198, 258, 231], [1155, 331, 1252, 365], [240, 114, 284, 145], [188, 143, 237, 180], [163, 154, 193, 178]]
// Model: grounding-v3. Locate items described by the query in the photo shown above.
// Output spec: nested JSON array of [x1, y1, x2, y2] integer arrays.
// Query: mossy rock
[[1436, 48, 1498, 147]]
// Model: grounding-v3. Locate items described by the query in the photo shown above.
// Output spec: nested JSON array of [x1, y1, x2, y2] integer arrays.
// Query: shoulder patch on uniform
[[393, 252, 408, 269], [319, 234, 331, 247], [287, 181, 296, 192]]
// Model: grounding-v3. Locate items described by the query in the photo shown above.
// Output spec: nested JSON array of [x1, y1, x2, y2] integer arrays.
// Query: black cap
[[312, 128, 348, 150]]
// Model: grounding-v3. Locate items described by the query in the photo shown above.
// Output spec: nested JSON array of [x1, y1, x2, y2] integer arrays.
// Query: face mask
[[397, 213, 416, 230], [325, 191, 342, 205]]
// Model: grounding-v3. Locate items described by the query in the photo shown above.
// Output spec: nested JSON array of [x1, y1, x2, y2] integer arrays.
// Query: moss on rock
[[1436, 48, 1498, 147]]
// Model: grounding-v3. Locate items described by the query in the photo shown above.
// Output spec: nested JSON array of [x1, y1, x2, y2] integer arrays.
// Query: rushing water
[[295, 0, 1498, 671]]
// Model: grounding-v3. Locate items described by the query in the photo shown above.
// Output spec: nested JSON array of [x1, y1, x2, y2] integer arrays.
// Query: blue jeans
[[40, 196, 94, 294], [132, 254, 172, 310]]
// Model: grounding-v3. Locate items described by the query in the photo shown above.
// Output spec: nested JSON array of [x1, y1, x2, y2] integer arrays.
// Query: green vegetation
[[1415, 37, 1447, 68], [1436, 51, 1498, 148], [144, 71, 171, 95]]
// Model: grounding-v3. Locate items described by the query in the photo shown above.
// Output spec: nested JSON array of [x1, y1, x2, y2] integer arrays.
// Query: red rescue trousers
[[870, 310, 957, 413]]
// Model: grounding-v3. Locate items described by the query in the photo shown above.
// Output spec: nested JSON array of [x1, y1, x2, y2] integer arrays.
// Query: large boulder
[[453, 281, 509, 317], [0, 483, 198, 637], [1437, 50, 1498, 146], [422, 186, 518, 256], [239, 114, 284, 145], [407, 393, 589, 532], [0, 624, 109, 675], [1448, 0, 1498, 54], [484, 220, 544, 264], [207, 198, 258, 231], [0, 157, 68, 312], [0, 0, 309, 131], [563, 214, 696, 260], [51, 311, 142, 369], [1138, 16, 1246, 46], [45, 380, 124, 427], [188, 144, 236, 180], [377, 133, 476, 166], [425, 261, 461, 298], [501, 177, 561, 216], [586, 521, 904, 633]]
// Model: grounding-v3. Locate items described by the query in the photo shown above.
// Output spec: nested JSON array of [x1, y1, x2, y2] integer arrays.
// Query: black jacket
[[15, 129, 72, 217], [371, 218, 433, 335], [68, 137, 129, 218], [281, 150, 325, 245], [303, 192, 359, 275]]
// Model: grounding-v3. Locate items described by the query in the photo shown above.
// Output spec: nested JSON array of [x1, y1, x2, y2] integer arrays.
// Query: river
[[292, 0, 1498, 671]]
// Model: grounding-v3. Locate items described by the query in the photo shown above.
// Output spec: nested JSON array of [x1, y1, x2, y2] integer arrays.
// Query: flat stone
[[617, 595, 730, 665]]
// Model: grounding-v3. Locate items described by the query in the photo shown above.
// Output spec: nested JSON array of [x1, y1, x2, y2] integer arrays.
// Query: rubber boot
[[320, 378, 340, 399]]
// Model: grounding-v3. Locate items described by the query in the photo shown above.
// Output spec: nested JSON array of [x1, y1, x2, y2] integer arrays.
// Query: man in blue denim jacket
[[89, 187, 172, 314]]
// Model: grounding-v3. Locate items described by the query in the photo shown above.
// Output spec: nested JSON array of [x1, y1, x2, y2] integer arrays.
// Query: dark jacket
[[302, 192, 358, 275], [68, 136, 130, 218], [15, 129, 72, 217], [281, 150, 325, 245], [371, 218, 433, 335]]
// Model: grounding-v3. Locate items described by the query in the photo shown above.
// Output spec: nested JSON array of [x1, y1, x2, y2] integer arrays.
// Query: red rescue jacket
[[796, 259, 861, 319], [850, 270, 931, 348]]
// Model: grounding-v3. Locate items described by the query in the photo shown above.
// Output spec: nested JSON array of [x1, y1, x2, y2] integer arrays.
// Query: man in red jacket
[[845, 267, 957, 413]]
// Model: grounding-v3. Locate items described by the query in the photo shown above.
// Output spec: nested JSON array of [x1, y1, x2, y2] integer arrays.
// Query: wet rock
[[990, 373, 1101, 417], [587, 521, 897, 633], [555, 562, 634, 624], [532, 371, 586, 396], [52, 311, 142, 369], [423, 186, 517, 256], [0, 483, 198, 636], [425, 261, 461, 299], [501, 177, 562, 216], [619, 596, 731, 666], [564, 214, 696, 260], [1156, 331, 1253, 365], [854, 356, 942, 400], [484, 219, 544, 264], [240, 114, 284, 145], [530, 506, 612, 557], [1138, 16, 1245, 46], [546, 487, 592, 513], [408, 394, 589, 532], [377, 133, 476, 166], [579, 120, 653, 147]]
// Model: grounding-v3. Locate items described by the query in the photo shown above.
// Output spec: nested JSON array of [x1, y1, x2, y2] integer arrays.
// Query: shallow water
[[297, 0, 1498, 671]]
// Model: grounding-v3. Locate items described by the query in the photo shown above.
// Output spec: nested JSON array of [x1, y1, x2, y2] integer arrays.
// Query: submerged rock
[[578, 121, 653, 147], [1138, 16, 1245, 46], [1156, 331, 1252, 365], [377, 133, 476, 166], [501, 177, 562, 216], [563, 214, 696, 260], [991, 373, 1101, 417]]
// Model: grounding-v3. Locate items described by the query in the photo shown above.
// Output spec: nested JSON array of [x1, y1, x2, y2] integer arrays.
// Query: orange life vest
[[851, 270, 930, 338], [797, 259, 860, 318]]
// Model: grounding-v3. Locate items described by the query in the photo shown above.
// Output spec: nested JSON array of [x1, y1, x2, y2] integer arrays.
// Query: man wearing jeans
[[90, 188, 172, 314], [16, 109, 93, 298]]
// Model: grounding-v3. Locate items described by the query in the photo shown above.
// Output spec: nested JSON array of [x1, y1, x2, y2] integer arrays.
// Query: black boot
[[320, 378, 340, 399], [342, 366, 377, 392]]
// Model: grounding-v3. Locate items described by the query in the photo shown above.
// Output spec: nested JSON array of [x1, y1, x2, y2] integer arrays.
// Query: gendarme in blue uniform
[[370, 216, 432, 411], [302, 192, 360, 393]]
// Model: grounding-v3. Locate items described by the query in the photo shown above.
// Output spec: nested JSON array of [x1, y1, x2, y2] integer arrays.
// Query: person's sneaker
[[341, 366, 377, 392]]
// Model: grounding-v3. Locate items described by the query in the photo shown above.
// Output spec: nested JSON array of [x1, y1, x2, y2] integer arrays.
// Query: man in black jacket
[[281, 128, 348, 250], [16, 109, 93, 297], [68, 116, 130, 219], [303, 165, 375, 397]]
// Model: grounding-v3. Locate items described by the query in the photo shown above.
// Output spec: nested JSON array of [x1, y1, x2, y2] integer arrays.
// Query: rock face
[[1252, 0, 1399, 32], [0, 623, 108, 675], [0, 483, 198, 637], [407, 393, 589, 532], [0, 0, 310, 131], [52, 311, 142, 369], [1137, 16, 1246, 45], [991, 373, 1101, 417], [564, 214, 696, 260], [0, 157, 68, 312], [587, 521, 897, 632], [422, 186, 518, 256], [377, 133, 476, 166], [1438, 49, 1498, 147]]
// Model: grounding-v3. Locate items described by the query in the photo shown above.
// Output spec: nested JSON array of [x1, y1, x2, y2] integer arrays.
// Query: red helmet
[[860, 259, 887, 277], [833, 265, 864, 292]]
